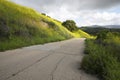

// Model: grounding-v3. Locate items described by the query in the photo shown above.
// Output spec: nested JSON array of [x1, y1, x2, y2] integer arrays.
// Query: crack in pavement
[[50, 56, 65, 80], [5, 53, 53, 80], [80, 76, 82, 80], [53, 51, 81, 56]]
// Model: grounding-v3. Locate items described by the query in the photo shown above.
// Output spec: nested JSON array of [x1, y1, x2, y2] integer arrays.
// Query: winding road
[[0, 38, 98, 80]]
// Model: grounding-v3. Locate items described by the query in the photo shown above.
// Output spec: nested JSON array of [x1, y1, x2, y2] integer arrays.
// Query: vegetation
[[61, 20, 92, 38], [72, 30, 92, 38], [0, 0, 91, 51], [0, 0, 74, 51], [81, 31, 120, 80], [62, 20, 78, 32]]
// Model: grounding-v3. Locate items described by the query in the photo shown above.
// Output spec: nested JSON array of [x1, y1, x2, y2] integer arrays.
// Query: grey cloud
[[11, 0, 120, 12], [87, 0, 120, 9], [11, 0, 64, 12], [64, 0, 120, 11]]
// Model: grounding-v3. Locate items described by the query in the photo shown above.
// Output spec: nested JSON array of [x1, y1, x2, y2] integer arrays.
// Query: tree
[[41, 13, 46, 16], [62, 20, 78, 31], [97, 30, 110, 40]]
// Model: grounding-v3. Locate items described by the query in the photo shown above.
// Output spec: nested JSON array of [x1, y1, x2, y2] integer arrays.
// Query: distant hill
[[104, 25, 120, 28], [84, 25, 120, 28], [80, 27, 120, 35]]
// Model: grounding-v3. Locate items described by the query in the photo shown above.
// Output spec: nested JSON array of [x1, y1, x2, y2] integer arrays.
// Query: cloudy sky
[[11, 0, 120, 27]]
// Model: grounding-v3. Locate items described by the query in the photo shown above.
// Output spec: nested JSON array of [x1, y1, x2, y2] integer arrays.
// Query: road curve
[[0, 38, 98, 80]]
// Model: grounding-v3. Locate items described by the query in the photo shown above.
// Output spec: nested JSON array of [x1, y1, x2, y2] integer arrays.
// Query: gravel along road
[[0, 38, 98, 80]]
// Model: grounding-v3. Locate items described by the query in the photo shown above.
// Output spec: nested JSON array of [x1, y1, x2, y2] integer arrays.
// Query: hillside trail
[[0, 38, 98, 80]]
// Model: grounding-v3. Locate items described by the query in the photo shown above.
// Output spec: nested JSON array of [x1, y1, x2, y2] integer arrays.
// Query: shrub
[[62, 20, 78, 31], [81, 39, 120, 80], [0, 19, 10, 39]]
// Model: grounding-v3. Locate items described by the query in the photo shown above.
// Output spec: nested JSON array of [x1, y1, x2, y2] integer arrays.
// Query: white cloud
[[78, 11, 120, 26], [48, 6, 78, 21], [47, 8, 120, 26]]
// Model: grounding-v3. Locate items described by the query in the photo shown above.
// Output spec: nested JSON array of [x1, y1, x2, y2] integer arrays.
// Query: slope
[[73, 30, 92, 38], [0, 0, 91, 51], [0, 0, 74, 51]]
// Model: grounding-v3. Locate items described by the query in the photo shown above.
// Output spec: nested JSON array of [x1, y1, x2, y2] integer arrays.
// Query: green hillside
[[0, 0, 90, 51], [73, 30, 92, 38]]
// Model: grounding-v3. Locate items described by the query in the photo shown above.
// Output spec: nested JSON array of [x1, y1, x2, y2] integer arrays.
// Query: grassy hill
[[0, 0, 90, 51], [73, 30, 92, 38]]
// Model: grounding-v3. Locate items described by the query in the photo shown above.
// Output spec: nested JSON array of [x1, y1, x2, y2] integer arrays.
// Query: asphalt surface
[[0, 38, 98, 80]]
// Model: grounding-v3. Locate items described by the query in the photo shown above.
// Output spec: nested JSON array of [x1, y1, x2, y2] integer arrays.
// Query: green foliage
[[97, 30, 120, 45], [81, 39, 120, 80], [62, 20, 78, 31], [96, 30, 110, 41], [0, 22, 10, 38], [81, 31, 120, 80], [41, 13, 46, 16]]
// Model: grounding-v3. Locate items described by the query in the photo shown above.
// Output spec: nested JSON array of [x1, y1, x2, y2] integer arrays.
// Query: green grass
[[0, 0, 92, 51], [0, 0, 75, 51], [81, 31, 120, 80], [72, 30, 93, 38]]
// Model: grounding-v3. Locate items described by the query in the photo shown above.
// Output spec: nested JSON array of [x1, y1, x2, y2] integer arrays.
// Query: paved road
[[0, 38, 98, 80]]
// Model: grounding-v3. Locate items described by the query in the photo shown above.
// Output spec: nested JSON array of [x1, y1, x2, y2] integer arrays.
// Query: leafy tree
[[62, 20, 78, 31], [41, 13, 46, 16], [97, 30, 110, 40]]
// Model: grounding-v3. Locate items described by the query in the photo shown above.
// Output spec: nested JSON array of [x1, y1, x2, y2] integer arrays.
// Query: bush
[[62, 20, 78, 31], [81, 39, 120, 80], [0, 19, 10, 39]]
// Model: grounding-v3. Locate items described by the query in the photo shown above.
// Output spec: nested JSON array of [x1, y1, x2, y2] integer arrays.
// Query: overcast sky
[[11, 0, 120, 27]]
